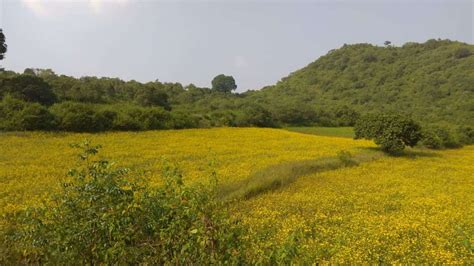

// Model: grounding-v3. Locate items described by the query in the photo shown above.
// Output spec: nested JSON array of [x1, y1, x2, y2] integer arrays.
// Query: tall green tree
[[354, 113, 422, 154], [0, 74, 57, 105], [211, 74, 237, 93], [0, 29, 7, 66]]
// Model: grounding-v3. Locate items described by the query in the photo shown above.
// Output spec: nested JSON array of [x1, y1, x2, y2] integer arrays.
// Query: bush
[[94, 109, 117, 131], [169, 111, 201, 129], [433, 126, 462, 148], [111, 108, 143, 131], [420, 127, 443, 149], [0, 96, 55, 131], [139, 107, 171, 130], [453, 47, 471, 59], [420, 125, 463, 149], [457, 126, 474, 145], [16, 103, 56, 130], [51, 102, 113, 132], [0, 95, 26, 130], [237, 104, 276, 127], [208, 110, 237, 127], [354, 113, 422, 154], [333, 105, 359, 126], [2, 141, 247, 264]]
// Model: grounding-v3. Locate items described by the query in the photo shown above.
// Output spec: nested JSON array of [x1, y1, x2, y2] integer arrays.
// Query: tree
[[211, 74, 237, 93], [237, 104, 275, 127], [0, 29, 6, 61], [354, 113, 422, 154], [51, 102, 112, 132], [1, 75, 57, 105], [384, 41, 391, 47], [134, 86, 171, 110]]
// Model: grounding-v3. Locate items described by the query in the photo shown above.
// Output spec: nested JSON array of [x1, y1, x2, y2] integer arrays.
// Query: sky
[[0, 0, 472, 92]]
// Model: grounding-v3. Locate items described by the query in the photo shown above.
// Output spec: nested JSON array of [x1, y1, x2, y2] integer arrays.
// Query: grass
[[285, 127, 355, 138], [219, 149, 383, 201]]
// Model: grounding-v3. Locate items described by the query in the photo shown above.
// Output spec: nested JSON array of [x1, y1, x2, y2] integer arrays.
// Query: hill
[[249, 39, 474, 126], [1, 39, 473, 132]]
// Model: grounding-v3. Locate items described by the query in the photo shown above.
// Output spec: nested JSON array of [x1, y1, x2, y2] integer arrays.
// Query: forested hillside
[[251, 39, 474, 126], [1, 39, 473, 132]]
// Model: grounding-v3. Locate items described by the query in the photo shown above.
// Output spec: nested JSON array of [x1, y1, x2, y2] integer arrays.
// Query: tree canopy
[[0, 29, 6, 61], [354, 113, 422, 153], [211, 74, 237, 93], [253, 39, 474, 127], [0, 39, 473, 134]]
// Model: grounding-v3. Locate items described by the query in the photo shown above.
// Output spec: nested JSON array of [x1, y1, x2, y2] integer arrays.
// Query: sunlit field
[[1, 128, 473, 263], [0, 128, 373, 214], [236, 146, 474, 263]]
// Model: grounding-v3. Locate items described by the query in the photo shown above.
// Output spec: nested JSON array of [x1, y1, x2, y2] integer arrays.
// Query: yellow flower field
[[0, 128, 373, 214], [236, 146, 474, 263], [1, 128, 472, 263]]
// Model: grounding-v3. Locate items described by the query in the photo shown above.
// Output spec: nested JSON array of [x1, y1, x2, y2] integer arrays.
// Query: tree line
[[0, 68, 359, 132], [1, 29, 473, 149]]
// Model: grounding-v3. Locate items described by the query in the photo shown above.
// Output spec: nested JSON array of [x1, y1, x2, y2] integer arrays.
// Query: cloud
[[21, 0, 129, 16]]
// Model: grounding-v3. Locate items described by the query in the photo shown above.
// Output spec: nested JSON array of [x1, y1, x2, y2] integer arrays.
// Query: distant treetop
[[211, 74, 237, 93], [0, 29, 7, 61]]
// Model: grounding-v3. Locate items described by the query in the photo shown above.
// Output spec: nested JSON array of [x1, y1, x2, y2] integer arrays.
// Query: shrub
[[51, 102, 109, 132], [169, 111, 200, 129], [457, 126, 474, 145], [112, 108, 143, 131], [453, 47, 471, 59], [93, 109, 117, 131], [16, 103, 56, 130], [333, 105, 360, 126], [208, 110, 237, 127], [433, 126, 462, 148], [139, 107, 171, 130], [420, 127, 443, 149], [2, 141, 247, 264], [0, 95, 26, 130], [0, 96, 55, 131], [354, 113, 422, 154], [237, 104, 276, 127], [420, 125, 463, 149]]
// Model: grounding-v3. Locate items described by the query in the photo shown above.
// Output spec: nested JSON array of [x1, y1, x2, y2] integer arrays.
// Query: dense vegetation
[[0, 29, 6, 64], [252, 39, 474, 127], [354, 113, 422, 153], [2, 36, 472, 133]]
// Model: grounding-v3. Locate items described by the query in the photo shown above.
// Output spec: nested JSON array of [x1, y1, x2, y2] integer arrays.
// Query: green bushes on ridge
[[1, 39, 473, 132]]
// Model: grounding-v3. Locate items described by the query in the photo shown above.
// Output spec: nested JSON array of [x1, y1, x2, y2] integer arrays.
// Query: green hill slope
[[251, 39, 474, 126]]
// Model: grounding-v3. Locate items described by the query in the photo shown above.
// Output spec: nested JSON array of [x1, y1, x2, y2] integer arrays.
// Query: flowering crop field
[[0, 128, 372, 214], [1, 128, 473, 263], [236, 146, 474, 263]]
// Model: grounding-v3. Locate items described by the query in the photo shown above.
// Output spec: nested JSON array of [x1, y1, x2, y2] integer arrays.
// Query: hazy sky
[[0, 0, 472, 91]]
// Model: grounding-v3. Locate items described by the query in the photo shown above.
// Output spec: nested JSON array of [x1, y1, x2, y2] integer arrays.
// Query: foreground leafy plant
[[1, 140, 246, 264]]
